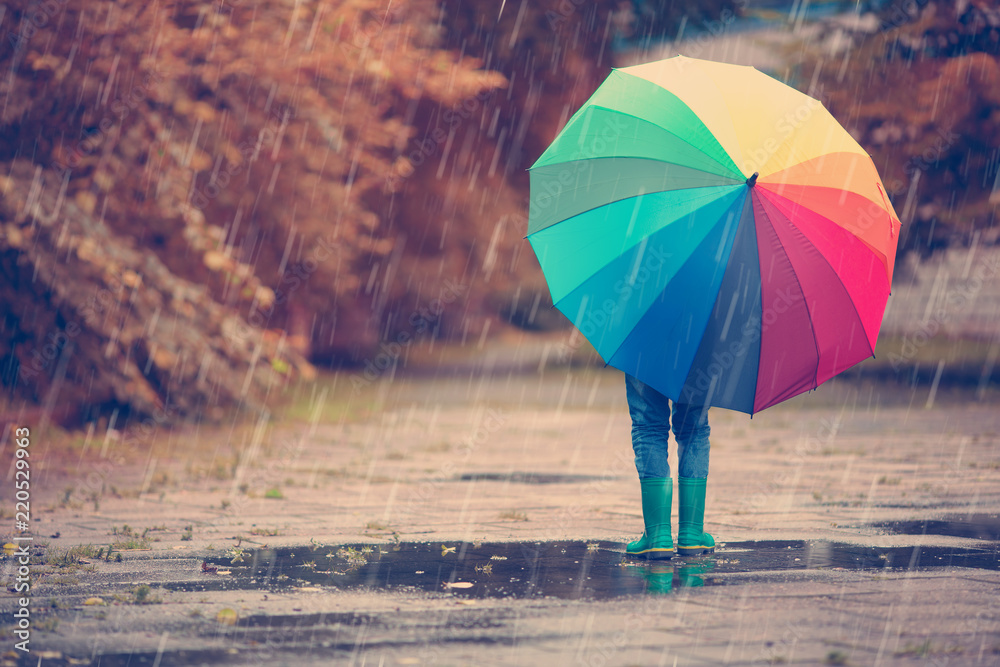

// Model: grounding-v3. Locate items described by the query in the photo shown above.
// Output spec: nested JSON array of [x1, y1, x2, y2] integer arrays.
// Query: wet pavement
[[872, 514, 1000, 542], [4, 370, 1000, 665]]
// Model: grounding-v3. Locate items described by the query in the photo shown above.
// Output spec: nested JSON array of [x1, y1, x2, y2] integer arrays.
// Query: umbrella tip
[[746, 172, 758, 187]]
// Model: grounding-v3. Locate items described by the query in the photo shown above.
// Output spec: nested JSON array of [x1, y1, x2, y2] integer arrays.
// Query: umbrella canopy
[[527, 56, 901, 415]]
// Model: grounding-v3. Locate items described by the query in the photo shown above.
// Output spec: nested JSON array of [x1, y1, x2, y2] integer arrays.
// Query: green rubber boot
[[625, 477, 674, 560], [677, 477, 715, 556]]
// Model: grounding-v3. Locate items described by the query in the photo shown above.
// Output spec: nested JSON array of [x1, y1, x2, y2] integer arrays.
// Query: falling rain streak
[[0, 1, 998, 665]]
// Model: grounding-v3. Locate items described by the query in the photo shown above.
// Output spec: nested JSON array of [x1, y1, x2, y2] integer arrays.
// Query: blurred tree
[[0, 0, 735, 424], [814, 0, 1000, 259], [0, 0, 504, 422]]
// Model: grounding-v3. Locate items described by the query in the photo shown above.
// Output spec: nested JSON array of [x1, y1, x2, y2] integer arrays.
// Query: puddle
[[189, 538, 1000, 600], [870, 513, 1000, 541]]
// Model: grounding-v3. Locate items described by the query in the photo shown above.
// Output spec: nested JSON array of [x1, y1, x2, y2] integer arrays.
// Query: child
[[624, 373, 714, 559]]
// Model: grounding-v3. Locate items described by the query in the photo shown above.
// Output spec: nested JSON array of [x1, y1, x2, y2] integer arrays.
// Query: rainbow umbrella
[[527, 56, 900, 414]]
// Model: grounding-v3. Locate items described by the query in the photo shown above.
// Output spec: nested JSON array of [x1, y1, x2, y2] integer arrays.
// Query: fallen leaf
[[216, 608, 238, 625]]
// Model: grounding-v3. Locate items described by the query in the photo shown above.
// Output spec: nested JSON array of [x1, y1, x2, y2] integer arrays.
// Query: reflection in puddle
[[189, 538, 1000, 600]]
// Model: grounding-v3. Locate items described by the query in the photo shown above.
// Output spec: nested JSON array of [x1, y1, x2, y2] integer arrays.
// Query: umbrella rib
[[754, 185, 895, 283], [529, 178, 742, 238], [753, 102, 856, 180], [757, 188, 880, 358], [530, 154, 744, 175], [752, 190, 823, 393], [757, 182, 895, 296], [598, 194, 744, 381], [680, 58, 747, 180], [581, 104, 745, 179], [528, 161, 743, 234], [542, 186, 742, 307]]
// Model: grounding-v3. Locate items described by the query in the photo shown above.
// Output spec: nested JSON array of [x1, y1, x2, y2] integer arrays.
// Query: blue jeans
[[625, 373, 710, 479]]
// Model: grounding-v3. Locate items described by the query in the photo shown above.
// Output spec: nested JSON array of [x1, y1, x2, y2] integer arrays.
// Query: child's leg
[[624, 374, 674, 559], [672, 403, 710, 479], [624, 374, 672, 478], [672, 403, 714, 556]]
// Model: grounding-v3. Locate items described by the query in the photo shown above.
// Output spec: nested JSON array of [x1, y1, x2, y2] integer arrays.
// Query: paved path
[[4, 371, 999, 665]]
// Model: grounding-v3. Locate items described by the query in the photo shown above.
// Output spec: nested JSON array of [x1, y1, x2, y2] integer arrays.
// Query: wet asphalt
[[3, 370, 1000, 666]]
